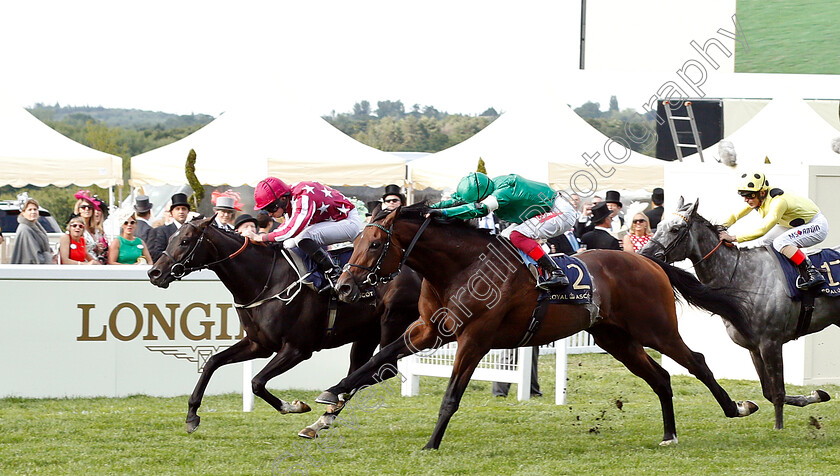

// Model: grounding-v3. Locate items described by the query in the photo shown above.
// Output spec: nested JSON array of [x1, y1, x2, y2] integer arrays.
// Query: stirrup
[[536, 273, 569, 290], [796, 274, 825, 290]]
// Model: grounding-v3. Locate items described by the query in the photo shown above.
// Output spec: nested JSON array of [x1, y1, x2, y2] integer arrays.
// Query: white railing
[[396, 331, 603, 405]]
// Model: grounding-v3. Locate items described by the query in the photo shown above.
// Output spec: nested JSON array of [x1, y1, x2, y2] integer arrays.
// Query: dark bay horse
[[148, 216, 421, 433], [642, 198, 836, 429], [314, 203, 757, 449]]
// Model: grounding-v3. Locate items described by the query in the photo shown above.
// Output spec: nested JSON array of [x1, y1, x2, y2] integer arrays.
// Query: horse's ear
[[690, 199, 699, 217], [381, 207, 399, 226], [676, 196, 685, 210], [199, 213, 217, 229]]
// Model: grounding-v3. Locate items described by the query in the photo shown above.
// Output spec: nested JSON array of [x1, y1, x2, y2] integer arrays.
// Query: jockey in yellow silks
[[718, 171, 828, 290]]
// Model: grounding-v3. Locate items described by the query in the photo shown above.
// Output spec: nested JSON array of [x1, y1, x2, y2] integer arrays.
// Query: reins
[[164, 223, 251, 279], [649, 212, 741, 282], [350, 216, 432, 286]]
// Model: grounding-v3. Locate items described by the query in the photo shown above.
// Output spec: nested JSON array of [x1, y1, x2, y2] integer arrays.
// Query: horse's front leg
[[757, 340, 786, 429], [250, 344, 314, 414], [425, 336, 490, 450], [186, 337, 271, 433], [315, 319, 445, 405]]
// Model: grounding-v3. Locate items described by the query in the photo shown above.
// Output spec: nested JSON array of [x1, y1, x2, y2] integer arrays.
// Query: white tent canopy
[[0, 93, 123, 187], [665, 96, 840, 225], [681, 96, 840, 167], [408, 97, 664, 194], [130, 100, 405, 188]]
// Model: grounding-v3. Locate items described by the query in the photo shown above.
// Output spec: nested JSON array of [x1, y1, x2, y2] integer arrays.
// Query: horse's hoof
[[186, 416, 200, 434], [814, 389, 831, 402], [298, 427, 317, 439], [659, 437, 678, 447], [286, 400, 311, 413], [315, 391, 339, 405], [737, 400, 759, 417]]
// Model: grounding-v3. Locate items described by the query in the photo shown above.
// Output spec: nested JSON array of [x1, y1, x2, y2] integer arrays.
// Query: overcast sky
[[0, 1, 754, 117]]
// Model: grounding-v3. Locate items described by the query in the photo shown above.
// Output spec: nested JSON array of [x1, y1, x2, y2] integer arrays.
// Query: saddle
[[512, 250, 600, 346], [771, 247, 840, 300], [287, 244, 375, 300], [770, 247, 840, 338]]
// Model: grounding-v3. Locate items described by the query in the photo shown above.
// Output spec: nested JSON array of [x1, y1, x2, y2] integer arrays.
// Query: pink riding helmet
[[254, 177, 291, 210]]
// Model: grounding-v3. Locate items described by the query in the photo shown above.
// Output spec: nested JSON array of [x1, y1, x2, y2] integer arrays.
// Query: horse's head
[[641, 197, 711, 263], [149, 216, 218, 288], [337, 207, 405, 303]]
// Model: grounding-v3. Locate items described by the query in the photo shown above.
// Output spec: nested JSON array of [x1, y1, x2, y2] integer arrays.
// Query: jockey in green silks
[[429, 172, 579, 289]]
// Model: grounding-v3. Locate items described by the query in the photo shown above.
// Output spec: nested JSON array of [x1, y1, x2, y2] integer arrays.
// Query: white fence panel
[[397, 331, 604, 405]]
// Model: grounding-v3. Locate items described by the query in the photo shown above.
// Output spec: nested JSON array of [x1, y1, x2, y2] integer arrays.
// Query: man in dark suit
[[645, 187, 665, 231], [580, 201, 620, 250], [133, 195, 154, 244], [149, 192, 191, 262]]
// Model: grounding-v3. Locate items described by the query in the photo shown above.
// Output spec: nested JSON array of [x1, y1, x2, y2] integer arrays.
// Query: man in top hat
[[645, 187, 665, 231], [604, 190, 624, 233], [148, 192, 191, 262], [212, 196, 238, 231], [381, 184, 406, 212], [234, 213, 258, 235], [580, 201, 620, 250], [134, 195, 154, 243]]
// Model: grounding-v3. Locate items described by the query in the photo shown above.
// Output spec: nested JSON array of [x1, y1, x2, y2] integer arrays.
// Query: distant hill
[[27, 104, 214, 130]]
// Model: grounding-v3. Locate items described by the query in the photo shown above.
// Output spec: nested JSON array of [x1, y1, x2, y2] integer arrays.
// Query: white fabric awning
[[0, 93, 123, 187], [130, 101, 405, 188]]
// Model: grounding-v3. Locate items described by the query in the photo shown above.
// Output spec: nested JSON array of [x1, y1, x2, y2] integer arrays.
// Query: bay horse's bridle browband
[[349, 216, 432, 287], [163, 222, 250, 280]]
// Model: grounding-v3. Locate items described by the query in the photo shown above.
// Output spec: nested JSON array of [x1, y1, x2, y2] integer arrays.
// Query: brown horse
[[147, 216, 422, 433], [315, 203, 758, 449]]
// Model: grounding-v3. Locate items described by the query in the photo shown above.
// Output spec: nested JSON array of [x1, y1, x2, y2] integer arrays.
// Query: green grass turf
[[2, 352, 840, 475], [736, 0, 840, 74]]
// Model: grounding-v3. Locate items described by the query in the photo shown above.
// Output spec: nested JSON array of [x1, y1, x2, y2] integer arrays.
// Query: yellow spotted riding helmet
[[737, 172, 769, 196]]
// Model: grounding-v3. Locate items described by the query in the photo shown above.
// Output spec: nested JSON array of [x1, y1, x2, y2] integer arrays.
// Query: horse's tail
[[649, 257, 754, 341]]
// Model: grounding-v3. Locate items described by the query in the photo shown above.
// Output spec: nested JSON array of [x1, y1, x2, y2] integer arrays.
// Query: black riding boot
[[796, 256, 825, 290], [299, 239, 341, 292], [536, 255, 569, 290]]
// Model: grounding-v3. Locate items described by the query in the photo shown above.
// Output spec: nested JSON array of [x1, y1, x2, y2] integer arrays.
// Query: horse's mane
[[676, 201, 755, 338], [193, 216, 278, 254], [386, 201, 494, 238]]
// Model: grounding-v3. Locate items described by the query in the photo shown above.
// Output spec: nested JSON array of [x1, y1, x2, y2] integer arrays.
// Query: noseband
[[647, 212, 735, 268], [163, 223, 250, 279], [348, 216, 432, 287]]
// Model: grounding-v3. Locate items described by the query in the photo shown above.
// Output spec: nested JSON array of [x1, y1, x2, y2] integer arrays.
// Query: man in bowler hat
[[133, 195, 154, 243], [645, 187, 665, 231], [148, 192, 191, 262], [381, 184, 406, 212], [580, 201, 620, 250], [604, 190, 624, 232]]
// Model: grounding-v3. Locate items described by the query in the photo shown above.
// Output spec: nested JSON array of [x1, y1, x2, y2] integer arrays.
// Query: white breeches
[[283, 209, 363, 249]]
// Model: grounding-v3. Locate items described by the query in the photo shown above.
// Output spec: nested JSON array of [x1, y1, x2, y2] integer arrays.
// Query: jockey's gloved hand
[[714, 224, 728, 234], [427, 209, 446, 219]]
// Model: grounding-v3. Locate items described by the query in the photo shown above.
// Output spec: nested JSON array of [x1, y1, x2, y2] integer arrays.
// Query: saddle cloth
[[515, 251, 593, 305], [290, 245, 354, 290], [772, 247, 840, 299]]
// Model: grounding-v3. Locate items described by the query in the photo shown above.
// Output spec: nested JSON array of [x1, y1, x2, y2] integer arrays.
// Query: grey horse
[[642, 198, 834, 430]]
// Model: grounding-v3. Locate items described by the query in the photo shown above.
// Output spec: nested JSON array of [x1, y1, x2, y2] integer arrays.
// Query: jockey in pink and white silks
[[718, 171, 828, 290], [242, 177, 363, 290]]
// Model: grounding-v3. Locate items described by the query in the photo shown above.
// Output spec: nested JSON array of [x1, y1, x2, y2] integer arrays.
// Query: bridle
[[348, 216, 432, 287], [647, 211, 740, 278], [163, 222, 250, 279]]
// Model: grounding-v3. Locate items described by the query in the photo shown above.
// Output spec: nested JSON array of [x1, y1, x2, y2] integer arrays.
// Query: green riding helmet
[[456, 172, 495, 203]]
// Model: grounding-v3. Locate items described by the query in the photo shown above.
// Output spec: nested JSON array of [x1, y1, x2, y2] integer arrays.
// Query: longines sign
[[0, 266, 350, 398]]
